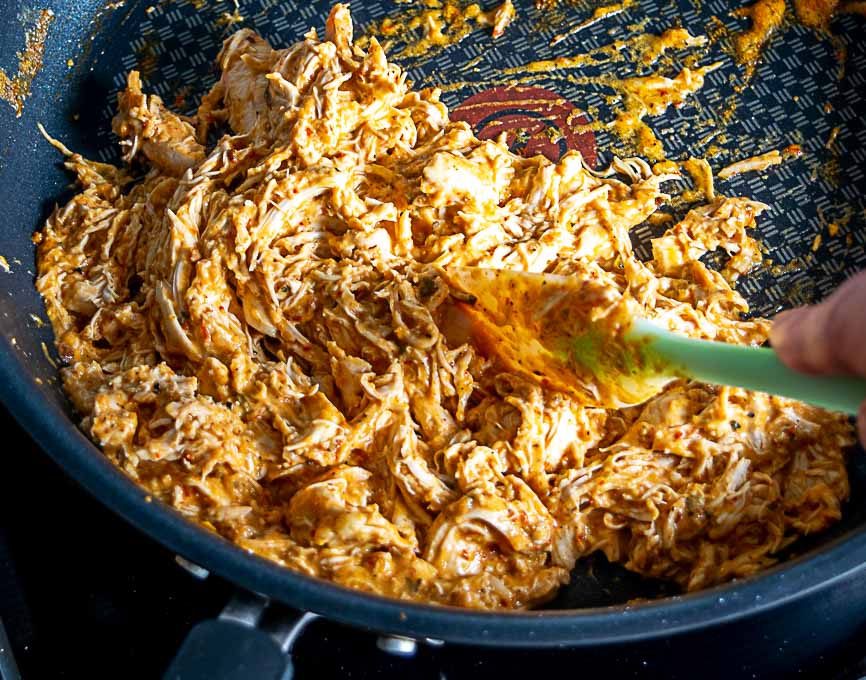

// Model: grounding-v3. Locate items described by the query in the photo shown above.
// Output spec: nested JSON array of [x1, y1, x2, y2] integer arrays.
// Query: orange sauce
[[0, 9, 54, 117]]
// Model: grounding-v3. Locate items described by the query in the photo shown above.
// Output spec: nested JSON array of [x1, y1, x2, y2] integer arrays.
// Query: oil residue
[[359, 0, 515, 60], [606, 65, 720, 160], [549, 0, 635, 46], [469, 40, 717, 162], [144, 0, 245, 28], [361, 0, 855, 181], [0, 8, 55, 117], [792, 0, 866, 30], [722, 0, 866, 84], [731, 0, 786, 84], [215, 0, 244, 27]]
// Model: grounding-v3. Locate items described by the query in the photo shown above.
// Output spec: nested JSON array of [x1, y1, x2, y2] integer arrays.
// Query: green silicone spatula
[[444, 266, 866, 413]]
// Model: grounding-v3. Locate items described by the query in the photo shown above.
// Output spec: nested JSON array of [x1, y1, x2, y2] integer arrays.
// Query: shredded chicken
[[36, 4, 854, 610], [718, 149, 784, 179], [113, 71, 205, 176], [488, 0, 517, 39]]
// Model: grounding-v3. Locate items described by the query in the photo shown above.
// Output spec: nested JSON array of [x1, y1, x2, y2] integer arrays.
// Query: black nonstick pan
[[2, 1, 866, 677]]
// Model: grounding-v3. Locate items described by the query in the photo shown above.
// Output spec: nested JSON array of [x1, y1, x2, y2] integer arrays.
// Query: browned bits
[[0, 9, 55, 117]]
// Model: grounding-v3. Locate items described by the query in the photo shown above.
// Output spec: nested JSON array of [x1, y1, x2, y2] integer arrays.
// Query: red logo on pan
[[452, 86, 597, 167]]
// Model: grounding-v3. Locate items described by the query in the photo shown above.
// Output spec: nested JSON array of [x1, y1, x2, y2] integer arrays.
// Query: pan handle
[[163, 591, 318, 680]]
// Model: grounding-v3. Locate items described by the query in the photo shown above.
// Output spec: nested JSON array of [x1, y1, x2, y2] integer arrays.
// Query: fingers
[[770, 304, 833, 375], [771, 270, 866, 378], [772, 271, 866, 449]]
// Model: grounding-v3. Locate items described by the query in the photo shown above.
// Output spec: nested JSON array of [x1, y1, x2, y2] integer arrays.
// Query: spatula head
[[444, 267, 675, 408]]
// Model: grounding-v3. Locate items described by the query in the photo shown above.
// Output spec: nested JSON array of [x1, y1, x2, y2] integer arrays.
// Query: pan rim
[[4, 337, 866, 647]]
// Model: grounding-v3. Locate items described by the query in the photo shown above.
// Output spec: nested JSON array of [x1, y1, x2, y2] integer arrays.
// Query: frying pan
[[2, 0, 866, 676]]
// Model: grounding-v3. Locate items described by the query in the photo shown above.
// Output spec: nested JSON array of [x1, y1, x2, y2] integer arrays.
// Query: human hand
[[770, 270, 866, 448]]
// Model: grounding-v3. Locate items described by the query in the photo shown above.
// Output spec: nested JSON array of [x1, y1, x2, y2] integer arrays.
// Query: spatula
[[444, 266, 866, 413]]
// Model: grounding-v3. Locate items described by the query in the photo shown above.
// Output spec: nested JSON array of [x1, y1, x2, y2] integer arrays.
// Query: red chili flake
[[783, 144, 803, 158]]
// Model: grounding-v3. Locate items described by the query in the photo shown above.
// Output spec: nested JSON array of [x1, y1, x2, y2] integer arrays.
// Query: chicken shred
[[36, 4, 854, 609]]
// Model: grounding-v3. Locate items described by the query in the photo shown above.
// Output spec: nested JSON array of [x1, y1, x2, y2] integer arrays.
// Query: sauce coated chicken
[[36, 5, 854, 609]]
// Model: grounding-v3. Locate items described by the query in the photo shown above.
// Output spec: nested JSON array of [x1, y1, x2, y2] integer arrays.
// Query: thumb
[[770, 270, 866, 378]]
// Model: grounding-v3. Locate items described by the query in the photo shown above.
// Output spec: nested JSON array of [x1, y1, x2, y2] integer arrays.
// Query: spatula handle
[[632, 319, 866, 415]]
